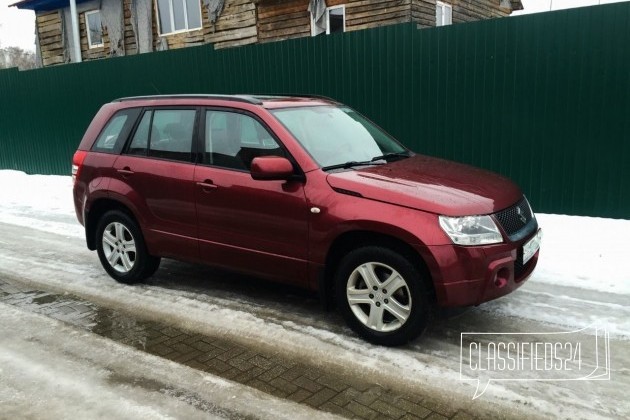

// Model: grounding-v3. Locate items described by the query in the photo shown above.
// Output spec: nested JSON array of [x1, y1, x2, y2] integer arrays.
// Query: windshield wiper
[[322, 152, 411, 171], [369, 151, 411, 162], [322, 160, 386, 171]]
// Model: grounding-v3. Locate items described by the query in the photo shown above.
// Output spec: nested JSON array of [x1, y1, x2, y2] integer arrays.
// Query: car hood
[[325, 155, 522, 216]]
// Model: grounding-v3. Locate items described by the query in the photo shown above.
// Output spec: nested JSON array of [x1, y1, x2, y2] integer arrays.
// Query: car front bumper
[[420, 229, 541, 307]]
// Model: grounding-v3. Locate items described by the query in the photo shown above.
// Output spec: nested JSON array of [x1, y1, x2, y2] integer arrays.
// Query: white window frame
[[155, 0, 203, 36], [310, 4, 346, 36], [436, 1, 453, 27], [326, 5, 346, 35], [85, 10, 104, 49]]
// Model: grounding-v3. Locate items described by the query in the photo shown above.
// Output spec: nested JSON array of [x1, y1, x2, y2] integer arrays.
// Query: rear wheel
[[335, 246, 429, 346], [95, 210, 160, 284]]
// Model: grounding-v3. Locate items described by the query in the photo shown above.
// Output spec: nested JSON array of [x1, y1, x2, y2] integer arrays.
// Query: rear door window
[[125, 108, 197, 162]]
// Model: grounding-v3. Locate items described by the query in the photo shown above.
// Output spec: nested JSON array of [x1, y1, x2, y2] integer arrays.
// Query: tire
[[334, 246, 429, 346], [95, 210, 160, 284]]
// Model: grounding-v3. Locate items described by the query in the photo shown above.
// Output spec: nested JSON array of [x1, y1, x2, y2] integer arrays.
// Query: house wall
[[79, 11, 111, 61], [36, 10, 66, 66], [33, 0, 514, 66], [156, 0, 258, 50], [345, 0, 412, 32], [124, 0, 139, 55], [256, 0, 412, 43], [412, 0, 510, 28], [205, 0, 258, 48], [257, 0, 310, 43], [61, 0, 105, 62], [59, 0, 123, 62]]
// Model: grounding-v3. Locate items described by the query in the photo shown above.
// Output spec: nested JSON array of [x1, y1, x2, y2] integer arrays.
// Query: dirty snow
[[1, 170, 629, 419]]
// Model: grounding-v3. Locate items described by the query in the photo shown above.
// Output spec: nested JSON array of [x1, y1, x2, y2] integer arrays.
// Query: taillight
[[72, 150, 87, 183]]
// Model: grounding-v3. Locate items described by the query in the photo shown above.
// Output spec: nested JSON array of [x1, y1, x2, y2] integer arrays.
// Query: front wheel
[[95, 210, 160, 284], [335, 246, 429, 346]]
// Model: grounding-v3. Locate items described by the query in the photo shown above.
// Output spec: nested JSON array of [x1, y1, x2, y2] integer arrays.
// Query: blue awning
[[10, 0, 92, 11]]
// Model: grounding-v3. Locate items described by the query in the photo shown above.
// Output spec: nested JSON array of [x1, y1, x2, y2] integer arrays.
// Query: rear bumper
[[419, 229, 541, 307]]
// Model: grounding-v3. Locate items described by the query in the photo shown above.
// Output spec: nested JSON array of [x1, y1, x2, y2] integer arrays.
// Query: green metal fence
[[1, 3, 629, 218]]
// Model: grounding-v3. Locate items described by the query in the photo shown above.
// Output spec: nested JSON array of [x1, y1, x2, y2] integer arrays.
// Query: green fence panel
[[0, 3, 628, 218]]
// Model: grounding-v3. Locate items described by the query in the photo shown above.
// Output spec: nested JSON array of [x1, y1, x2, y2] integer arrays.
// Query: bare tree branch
[[0, 46, 37, 70]]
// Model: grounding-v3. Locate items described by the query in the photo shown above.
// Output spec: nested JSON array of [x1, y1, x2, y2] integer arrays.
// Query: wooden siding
[[345, 0, 412, 32], [79, 11, 111, 61], [257, 0, 311, 43], [36, 11, 65, 66], [450, 0, 510, 23], [156, 0, 257, 50], [412, 0, 510, 28], [33, 0, 517, 67], [257, 0, 413, 43], [124, 0, 139, 55], [205, 0, 258, 49]]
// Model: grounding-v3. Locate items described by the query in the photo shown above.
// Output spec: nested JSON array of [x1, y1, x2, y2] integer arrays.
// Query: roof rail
[[113, 94, 263, 105], [251, 93, 338, 103]]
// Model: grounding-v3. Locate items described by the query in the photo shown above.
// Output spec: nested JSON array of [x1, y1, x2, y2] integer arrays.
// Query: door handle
[[197, 180, 218, 191], [117, 167, 134, 176]]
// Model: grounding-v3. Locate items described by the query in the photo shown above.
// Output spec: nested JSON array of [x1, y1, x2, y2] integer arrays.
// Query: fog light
[[494, 268, 510, 288]]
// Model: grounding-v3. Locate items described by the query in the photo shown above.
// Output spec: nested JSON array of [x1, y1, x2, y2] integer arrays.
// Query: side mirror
[[250, 156, 294, 181]]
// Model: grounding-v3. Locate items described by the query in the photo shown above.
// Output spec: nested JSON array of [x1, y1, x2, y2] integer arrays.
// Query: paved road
[[0, 221, 628, 419]]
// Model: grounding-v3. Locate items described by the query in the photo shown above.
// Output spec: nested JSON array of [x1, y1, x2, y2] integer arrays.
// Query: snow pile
[[533, 213, 630, 295], [0, 170, 82, 237]]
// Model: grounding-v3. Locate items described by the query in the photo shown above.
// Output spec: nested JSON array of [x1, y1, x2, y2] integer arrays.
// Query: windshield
[[270, 106, 408, 169]]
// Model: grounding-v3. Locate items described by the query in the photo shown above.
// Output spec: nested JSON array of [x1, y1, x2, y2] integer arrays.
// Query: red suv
[[72, 95, 541, 346]]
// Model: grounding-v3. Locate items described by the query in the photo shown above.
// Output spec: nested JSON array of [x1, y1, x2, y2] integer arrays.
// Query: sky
[[0, 0, 35, 50], [0, 0, 628, 51]]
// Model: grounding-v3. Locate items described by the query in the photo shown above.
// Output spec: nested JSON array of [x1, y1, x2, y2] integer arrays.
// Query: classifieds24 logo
[[459, 326, 610, 399]]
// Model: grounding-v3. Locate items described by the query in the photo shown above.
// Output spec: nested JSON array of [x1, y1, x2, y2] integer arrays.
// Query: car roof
[[112, 94, 337, 109]]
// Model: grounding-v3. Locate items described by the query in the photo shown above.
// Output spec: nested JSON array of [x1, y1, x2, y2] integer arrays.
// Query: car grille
[[494, 197, 536, 241]]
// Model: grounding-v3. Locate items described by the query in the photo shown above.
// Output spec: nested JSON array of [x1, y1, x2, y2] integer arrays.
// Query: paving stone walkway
[[0, 278, 482, 420]]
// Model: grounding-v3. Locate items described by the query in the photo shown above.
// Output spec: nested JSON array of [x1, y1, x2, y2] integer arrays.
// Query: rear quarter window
[[91, 108, 141, 154]]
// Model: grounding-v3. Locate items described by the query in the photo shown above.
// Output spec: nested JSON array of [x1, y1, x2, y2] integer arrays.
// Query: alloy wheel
[[101, 222, 136, 273], [346, 262, 412, 332]]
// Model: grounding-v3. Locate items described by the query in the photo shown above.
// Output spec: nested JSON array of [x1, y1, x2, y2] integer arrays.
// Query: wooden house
[[12, 0, 523, 67]]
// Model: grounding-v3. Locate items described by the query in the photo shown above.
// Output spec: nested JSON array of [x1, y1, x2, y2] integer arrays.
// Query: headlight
[[438, 215, 503, 246]]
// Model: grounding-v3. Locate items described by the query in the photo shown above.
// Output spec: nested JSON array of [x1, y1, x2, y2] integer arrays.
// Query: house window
[[310, 4, 346, 36], [327, 6, 345, 34], [85, 10, 103, 48], [156, 0, 202, 35], [436, 1, 452, 27]]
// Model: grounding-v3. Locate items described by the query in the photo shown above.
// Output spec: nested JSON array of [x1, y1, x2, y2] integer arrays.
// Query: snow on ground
[[1, 170, 629, 418], [0, 170, 82, 238], [533, 213, 630, 295], [0, 302, 339, 420]]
